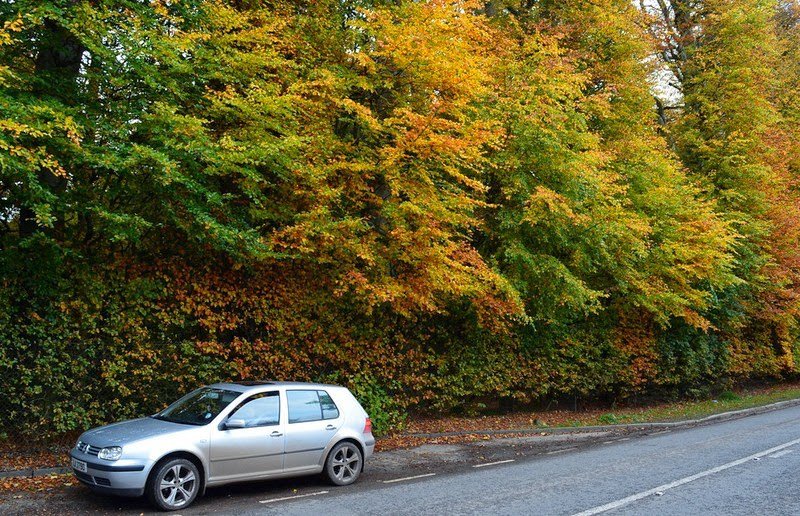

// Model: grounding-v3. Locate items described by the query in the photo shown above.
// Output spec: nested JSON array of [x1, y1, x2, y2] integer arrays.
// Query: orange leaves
[[613, 315, 660, 389]]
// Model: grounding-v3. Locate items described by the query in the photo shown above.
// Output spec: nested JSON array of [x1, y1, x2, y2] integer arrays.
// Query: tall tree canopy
[[0, 0, 797, 435]]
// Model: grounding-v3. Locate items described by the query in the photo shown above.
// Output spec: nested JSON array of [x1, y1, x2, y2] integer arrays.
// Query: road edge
[[404, 397, 800, 439]]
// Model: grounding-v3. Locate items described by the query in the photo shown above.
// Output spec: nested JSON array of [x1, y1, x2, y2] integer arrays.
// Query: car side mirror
[[224, 418, 246, 430]]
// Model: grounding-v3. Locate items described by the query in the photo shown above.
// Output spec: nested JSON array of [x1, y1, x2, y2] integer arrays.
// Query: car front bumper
[[69, 451, 149, 497]]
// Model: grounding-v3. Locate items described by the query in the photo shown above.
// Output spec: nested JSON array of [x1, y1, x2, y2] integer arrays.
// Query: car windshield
[[153, 387, 240, 426]]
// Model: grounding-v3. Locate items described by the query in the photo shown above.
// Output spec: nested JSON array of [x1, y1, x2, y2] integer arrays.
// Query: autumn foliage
[[0, 0, 798, 436]]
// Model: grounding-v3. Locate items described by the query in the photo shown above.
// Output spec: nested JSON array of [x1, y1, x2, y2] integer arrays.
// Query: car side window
[[318, 390, 339, 419], [227, 391, 280, 428], [287, 390, 340, 423]]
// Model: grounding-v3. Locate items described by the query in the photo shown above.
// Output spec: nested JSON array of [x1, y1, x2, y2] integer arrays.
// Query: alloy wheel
[[158, 463, 197, 508], [331, 443, 361, 482]]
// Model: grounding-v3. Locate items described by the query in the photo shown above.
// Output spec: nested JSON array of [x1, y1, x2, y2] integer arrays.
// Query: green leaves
[[0, 0, 798, 437]]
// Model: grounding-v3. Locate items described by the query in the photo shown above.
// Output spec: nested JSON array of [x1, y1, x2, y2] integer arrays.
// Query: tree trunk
[[19, 17, 84, 238]]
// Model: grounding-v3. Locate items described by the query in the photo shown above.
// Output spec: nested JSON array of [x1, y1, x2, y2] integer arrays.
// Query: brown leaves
[[0, 475, 73, 495]]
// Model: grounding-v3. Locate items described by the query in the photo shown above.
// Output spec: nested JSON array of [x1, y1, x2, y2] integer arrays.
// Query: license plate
[[71, 457, 87, 473]]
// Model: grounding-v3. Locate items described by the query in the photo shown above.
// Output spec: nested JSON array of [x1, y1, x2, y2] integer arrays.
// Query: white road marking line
[[769, 449, 794, 458], [547, 447, 577, 455], [473, 459, 515, 468], [259, 490, 329, 504], [572, 436, 800, 516], [603, 440, 618, 444], [381, 473, 436, 484], [618, 438, 631, 441], [650, 431, 671, 436]]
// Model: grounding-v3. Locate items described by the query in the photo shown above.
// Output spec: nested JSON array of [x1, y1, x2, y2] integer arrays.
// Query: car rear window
[[287, 390, 340, 423]]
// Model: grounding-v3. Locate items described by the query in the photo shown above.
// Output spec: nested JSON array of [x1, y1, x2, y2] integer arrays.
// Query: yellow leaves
[[381, 108, 495, 193], [681, 308, 713, 332], [0, 119, 45, 139], [0, 15, 24, 46], [0, 14, 24, 87], [337, 98, 382, 132], [361, 0, 503, 103], [0, 116, 76, 178], [206, 84, 238, 102], [350, 51, 378, 76], [62, 116, 81, 146], [344, 1, 508, 205], [522, 186, 582, 227]]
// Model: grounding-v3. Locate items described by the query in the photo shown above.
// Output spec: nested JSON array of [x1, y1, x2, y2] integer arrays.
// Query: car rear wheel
[[146, 458, 200, 511], [325, 441, 362, 486]]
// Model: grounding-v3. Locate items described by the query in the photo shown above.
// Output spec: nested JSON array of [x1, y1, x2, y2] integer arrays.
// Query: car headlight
[[98, 446, 123, 461]]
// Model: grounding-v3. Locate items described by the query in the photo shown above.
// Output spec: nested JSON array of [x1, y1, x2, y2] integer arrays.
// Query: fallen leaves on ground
[[0, 435, 75, 473], [376, 432, 530, 452], [0, 474, 75, 496]]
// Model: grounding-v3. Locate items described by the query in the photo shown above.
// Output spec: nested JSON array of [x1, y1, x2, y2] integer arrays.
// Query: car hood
[[80, 417, 195, 447]]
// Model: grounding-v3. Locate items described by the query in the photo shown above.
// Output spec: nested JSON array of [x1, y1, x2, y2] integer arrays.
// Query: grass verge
[[577, 383, 800, 427], [401, 382, 800, 438]]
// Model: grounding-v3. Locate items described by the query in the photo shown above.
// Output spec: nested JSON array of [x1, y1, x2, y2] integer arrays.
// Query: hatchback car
[[69, 381, 375, 511]]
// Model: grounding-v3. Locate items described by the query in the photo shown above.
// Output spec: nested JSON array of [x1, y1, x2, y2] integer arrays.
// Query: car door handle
[[270, 431, 283, 437], [325, 424, 336, 431]]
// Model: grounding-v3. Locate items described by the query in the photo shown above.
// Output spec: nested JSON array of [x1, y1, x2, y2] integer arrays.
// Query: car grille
[[76, 441, 101, 456], [74, 470, 93, 483], [74, 470, 112, 487]]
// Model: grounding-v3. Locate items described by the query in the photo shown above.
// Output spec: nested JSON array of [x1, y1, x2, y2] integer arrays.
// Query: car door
[[283, 389, 343, 473], [208, 391, 285, 482]]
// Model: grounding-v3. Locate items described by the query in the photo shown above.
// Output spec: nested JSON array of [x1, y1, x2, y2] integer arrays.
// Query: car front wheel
[[325, 441, 363, 486], [146, 458, 200, 511]]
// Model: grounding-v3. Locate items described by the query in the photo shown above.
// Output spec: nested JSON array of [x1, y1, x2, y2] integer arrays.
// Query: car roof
[[207, 381, 343, 393]]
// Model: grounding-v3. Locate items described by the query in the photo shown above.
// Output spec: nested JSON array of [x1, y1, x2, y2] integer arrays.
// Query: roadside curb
[[0, 466, 71, 480], [404, 397, 800, 439]]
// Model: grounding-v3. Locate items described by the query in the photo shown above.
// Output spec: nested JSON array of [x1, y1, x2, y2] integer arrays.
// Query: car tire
[[146, 458, 201, 511], [325, 441, 363, 486]]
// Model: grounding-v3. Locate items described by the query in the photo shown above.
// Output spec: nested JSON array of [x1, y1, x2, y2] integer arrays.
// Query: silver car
[[69, 381, 375, 511]]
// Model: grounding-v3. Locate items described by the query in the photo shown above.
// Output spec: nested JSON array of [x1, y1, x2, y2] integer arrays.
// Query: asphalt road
[[241, 403, 800, 516], [6, 403, 800, 515]]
